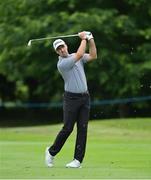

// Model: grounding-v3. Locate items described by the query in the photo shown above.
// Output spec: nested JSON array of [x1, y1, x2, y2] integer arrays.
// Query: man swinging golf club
[[45, 31, 97, 168]]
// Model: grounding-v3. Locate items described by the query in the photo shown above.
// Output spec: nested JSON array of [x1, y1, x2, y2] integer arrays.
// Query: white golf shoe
[[66, 159, 81, 168], [45, 147, 54, 167]]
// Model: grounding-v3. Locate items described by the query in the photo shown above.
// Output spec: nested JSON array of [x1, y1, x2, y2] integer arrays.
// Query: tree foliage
[[0, 0, 151, 105]]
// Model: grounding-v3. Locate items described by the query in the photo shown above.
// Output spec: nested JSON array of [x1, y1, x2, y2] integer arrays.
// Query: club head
[[27, 40, 32, 46]]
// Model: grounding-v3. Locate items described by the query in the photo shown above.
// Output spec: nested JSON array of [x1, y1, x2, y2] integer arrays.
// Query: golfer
[[45, 31, 97, 168]]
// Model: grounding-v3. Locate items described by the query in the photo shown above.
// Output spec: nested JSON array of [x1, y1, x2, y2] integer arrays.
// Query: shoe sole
[[47, 164, 54, 168], [66, 166, 82, 168]]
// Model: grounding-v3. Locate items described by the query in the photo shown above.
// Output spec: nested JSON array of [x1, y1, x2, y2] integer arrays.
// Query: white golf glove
[[85, 31, 93, 41]]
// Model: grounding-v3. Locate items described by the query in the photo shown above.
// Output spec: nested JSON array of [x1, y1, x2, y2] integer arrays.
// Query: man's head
[[53, 39, 68, 57], [53, 39, 65, 50]]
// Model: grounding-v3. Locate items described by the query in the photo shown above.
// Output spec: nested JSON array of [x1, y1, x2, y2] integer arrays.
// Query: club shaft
[[30, 34, 79, 43]]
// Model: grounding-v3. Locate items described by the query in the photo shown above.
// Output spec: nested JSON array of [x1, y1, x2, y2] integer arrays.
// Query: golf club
[[27, 33, 79, 46]]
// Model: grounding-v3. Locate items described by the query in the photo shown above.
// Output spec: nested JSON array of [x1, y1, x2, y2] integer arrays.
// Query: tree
[[0, 0, 150, 115]]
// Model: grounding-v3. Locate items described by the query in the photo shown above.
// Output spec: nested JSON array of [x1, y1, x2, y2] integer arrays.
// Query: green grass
[[0, 118, 151, 179]]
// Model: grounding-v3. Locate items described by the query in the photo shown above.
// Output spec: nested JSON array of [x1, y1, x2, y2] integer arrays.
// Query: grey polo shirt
[[57, 53, 89, 93]]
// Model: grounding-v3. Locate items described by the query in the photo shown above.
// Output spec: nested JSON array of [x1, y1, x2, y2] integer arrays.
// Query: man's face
[[56, 44, 68, 57]]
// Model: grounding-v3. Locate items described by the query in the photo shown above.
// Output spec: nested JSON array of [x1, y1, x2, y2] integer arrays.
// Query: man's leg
[[49, 95, 78, 156], [74, 95, 90, 162]]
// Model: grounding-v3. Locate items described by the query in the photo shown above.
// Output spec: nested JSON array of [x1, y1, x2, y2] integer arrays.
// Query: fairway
[[0, 118, 151, 179]]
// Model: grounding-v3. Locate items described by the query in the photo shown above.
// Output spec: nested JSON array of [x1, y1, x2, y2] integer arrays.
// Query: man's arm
[[87, 37, 97, 62], [74, 32, 87, 61]]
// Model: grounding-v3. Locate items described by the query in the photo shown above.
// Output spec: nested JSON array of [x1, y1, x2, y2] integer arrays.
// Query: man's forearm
[[89, 39, 97, 59], [75, 39, 87, 61]]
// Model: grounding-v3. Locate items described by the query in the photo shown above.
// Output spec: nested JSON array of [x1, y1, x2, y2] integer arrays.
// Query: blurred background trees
[[0, 0, 151, 120]]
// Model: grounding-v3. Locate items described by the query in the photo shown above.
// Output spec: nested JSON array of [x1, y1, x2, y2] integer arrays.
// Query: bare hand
[[78, 31, 87, 40]]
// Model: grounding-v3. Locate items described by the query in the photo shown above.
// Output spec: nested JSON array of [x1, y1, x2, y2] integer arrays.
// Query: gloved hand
[[85, 31, 93, 41]]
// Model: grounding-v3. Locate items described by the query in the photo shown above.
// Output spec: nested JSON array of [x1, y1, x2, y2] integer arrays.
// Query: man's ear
[[56, 50, 59, 55], [65, 44, 68, 50]]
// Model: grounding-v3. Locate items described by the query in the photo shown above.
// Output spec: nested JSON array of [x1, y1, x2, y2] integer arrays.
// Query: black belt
[[64, 91, 89, 97]]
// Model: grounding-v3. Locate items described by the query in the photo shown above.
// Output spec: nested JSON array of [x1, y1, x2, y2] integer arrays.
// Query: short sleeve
[[81, 53, 90, 63], [57, 54, 76, 71]]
